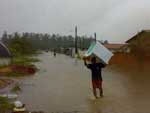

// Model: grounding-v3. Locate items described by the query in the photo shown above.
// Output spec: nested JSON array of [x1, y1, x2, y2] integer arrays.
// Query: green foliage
[[11, 56, 40, 66], [6, 72, 26, 77], [11, 84, 22, 93], [1, 32, 94, 52], [0, 97, 13, 112], [0, 64, 9, 68], [8, 35, 35, 56]]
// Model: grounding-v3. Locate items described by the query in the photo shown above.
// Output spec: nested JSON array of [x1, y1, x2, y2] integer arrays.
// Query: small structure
[[126, 30, 150, 54], [0, 41, 11, 65]]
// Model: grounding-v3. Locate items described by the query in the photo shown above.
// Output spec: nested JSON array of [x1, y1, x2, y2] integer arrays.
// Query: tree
[[104, 40, 109, 44], [0, 97, 13, 113], [1, 32, 95, 53], [8, 34, 35, 56], [1, 31, 9, 45]]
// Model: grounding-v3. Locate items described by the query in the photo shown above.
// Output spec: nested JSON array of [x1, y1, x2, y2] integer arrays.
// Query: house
[[126, 30, 150, 54], [0, 41, 11, 65], [103, 43, 127, 53]]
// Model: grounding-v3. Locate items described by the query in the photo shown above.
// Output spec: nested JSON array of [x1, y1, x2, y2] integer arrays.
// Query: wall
[[0, 58, 11, 66], [128, 32, 150, 54]]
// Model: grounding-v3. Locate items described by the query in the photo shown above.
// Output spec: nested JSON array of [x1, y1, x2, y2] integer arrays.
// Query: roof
[[126, 30, 150, 43], [103, 43, 126, 49], [0, 41, 11, 57]]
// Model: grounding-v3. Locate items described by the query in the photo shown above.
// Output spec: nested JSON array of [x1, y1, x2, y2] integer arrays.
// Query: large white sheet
[[84, 41, 114, 64]]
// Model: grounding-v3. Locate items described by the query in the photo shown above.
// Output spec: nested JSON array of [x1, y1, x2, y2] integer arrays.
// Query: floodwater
[[18, 52, 150, 113]]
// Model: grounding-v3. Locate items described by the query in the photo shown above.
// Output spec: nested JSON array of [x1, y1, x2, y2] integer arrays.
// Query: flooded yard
[[17, 52, 150, 113]]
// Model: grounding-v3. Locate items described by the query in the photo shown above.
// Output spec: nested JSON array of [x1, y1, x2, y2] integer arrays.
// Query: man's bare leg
[[93, 88, 98, 99], [99, 88, 103, 97]]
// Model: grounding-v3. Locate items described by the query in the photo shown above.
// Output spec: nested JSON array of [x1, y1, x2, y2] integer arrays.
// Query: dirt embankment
[[0, 64, 36, 75], [0, 78, 14, 89], [11, 64, 36, 75], [0, 64, 37, 89]]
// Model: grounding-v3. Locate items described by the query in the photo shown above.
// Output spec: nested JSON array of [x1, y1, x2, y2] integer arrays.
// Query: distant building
[[103, 43, 127, 53], [126, 30, 150, 54], [0, 41, 11, 65]]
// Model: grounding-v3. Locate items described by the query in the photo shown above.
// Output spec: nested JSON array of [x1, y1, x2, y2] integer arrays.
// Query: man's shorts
[[92, 80, 102, 89]]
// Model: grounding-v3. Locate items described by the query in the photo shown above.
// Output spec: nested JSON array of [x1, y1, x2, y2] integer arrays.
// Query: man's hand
[[83, 56, 87, 61], [83, 58, 87, 66]]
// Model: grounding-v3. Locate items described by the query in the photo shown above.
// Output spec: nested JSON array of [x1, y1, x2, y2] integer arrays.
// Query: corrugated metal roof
[[0, 41, 11, 57], [103, 44, 126, 49], [126, 30, 150, 43]]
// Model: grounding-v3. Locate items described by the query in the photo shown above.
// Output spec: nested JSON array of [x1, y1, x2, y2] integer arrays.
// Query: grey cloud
[[0, 0, 150, 43]]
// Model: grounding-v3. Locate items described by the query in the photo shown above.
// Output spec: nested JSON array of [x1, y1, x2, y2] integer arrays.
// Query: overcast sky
[[0, 0, 150, 43]]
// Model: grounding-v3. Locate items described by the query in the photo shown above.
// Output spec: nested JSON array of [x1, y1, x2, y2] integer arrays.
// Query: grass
[[6, 72, 27, 77], [11, 84, 22, 93], [0, 64, 10, 68], [5, 56, 39, 77], [11, 55, 40, 66], [0, 55, 39, 77], [0, 97, 13, 112]]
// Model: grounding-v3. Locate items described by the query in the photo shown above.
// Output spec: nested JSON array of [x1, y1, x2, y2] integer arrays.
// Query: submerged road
[[18, 52, 150, 113]]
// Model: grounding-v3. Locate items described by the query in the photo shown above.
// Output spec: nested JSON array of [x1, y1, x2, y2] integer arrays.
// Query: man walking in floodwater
[[84, 57, 106, 99]]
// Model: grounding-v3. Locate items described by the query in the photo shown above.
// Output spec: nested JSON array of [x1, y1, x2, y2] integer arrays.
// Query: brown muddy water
[[18, 52, 150, 113]]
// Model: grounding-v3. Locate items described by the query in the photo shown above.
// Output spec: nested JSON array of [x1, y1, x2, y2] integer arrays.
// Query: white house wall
[[0, 58, 11, 66]]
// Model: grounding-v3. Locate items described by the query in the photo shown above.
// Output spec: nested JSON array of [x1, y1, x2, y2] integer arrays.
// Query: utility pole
[[94, 32, 97, 42], [82, 37, 84, 50], [75, 26, 78, 54]]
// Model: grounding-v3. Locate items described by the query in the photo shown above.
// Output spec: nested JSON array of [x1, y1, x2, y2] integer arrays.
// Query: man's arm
[[84, 60, 91, 69], [99, 62, 106, 68], [84, 60, 87, 66]]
